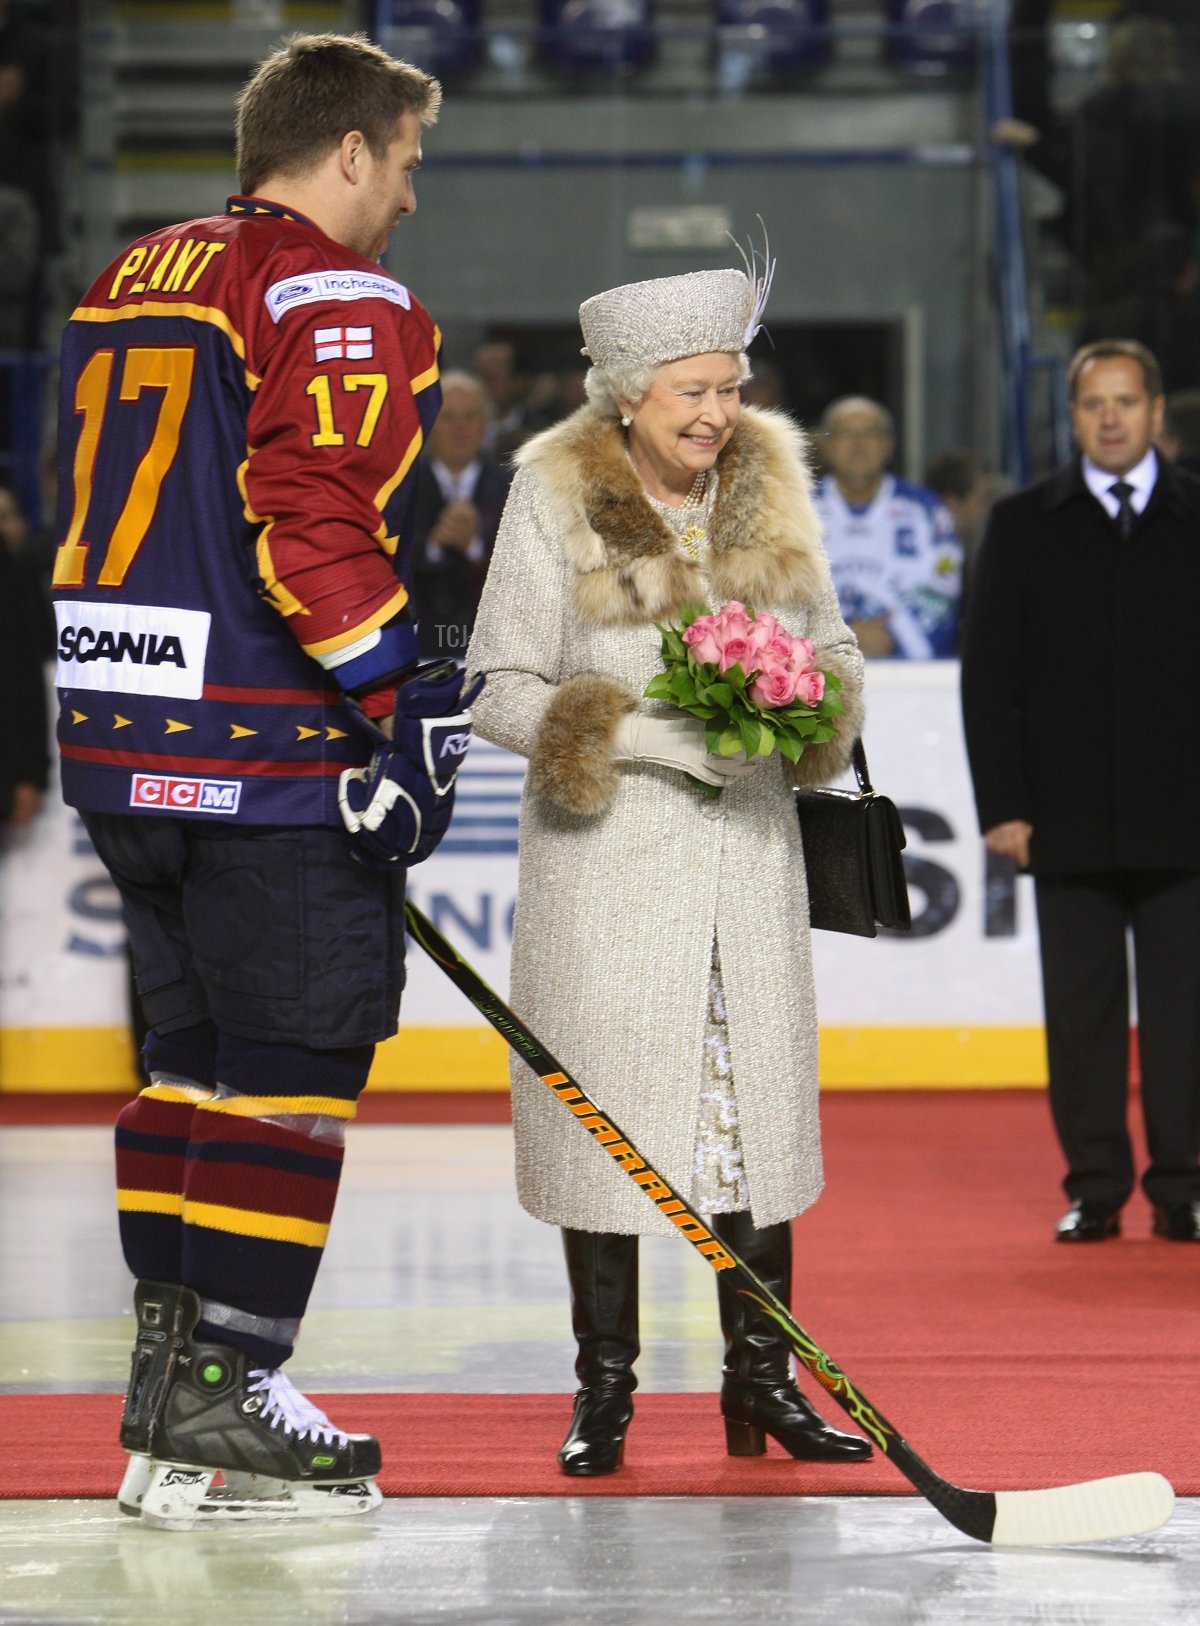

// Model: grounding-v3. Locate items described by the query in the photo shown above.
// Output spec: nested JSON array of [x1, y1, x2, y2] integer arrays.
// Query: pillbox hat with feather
[[579, 267, 768, 370]]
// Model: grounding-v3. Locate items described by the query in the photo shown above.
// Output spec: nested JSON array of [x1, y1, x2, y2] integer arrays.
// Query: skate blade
[[138, 1459, 382, 1531], [119, 1456, 286, 1519]]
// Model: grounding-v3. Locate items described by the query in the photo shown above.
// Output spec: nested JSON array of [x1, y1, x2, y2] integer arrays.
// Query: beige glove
[[612, 713, 761, 788]]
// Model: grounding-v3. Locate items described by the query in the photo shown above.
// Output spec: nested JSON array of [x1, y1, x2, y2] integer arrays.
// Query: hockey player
[[51, 34, 476, 1528], [813, 396, 964, 658]]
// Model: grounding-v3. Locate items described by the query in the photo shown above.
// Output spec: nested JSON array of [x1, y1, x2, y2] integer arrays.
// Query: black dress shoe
[[1152, 1202, 1200, 1241], [1055, 1201, 1121, 1242]]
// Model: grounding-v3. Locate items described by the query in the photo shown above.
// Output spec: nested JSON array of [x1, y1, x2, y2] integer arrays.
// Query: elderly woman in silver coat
[[466, 266, 870, 1476]]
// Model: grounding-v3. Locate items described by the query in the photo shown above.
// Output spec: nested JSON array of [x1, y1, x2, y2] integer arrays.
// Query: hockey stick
[[405, 900, 1174, 1547]]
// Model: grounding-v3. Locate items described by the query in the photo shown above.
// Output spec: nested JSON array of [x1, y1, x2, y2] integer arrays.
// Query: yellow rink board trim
[[0, 1026, 1049, 1093]]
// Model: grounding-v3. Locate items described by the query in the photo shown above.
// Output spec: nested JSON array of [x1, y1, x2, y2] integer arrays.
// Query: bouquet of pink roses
[[643, 601, 842, 783]]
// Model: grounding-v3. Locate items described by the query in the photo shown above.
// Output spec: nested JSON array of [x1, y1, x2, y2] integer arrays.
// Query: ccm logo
[[131, 774, 242, 814]]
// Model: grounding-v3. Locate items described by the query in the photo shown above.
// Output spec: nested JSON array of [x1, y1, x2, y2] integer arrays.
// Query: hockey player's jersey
[[52, 197, 441, 825], [813, 474, 963, 658]]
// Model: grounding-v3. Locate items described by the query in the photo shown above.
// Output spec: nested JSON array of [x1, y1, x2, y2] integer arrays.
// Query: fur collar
[[515, 404, 826, 626]]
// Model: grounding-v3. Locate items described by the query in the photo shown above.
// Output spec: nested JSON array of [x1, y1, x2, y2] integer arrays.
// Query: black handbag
[[794, 739, 912, 937]]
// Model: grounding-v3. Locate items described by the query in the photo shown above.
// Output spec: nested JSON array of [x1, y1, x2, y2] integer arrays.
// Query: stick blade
[[990, 1472, 1174, 1547]]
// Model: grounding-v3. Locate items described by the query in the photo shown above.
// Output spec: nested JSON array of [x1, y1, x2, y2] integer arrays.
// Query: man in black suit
[[962, 339, 1200, 1244], [408, 369, 513, 659]]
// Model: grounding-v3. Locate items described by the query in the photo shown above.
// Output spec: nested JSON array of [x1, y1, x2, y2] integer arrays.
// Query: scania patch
[[55, 602, 211, 700]]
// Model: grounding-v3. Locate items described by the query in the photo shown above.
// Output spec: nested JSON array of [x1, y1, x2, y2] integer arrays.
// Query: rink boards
[[0, 663, 1048, 1090]]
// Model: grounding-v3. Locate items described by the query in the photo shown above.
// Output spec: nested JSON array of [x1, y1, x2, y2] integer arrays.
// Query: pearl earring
[[621, 415, 631, 427]]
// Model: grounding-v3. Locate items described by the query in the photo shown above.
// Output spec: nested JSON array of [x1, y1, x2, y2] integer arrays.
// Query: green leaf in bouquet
[[669, 670, 700, 707], [737, 714, 763, 756], [679, 602, 712, 630], [702, 680, 734, 709], [776, 733, 805, 764], [716, 725, 744, 757], [661, 629, 688, 664], [643, 673, 674, 701]]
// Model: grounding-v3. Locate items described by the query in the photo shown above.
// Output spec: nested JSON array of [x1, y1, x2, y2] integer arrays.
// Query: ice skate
[[117, 1283, 381, 1529], [116, 1282, 274, 1518]]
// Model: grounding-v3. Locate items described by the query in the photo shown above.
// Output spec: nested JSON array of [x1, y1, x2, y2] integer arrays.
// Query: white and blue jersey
[[813, 474, 963, 658]]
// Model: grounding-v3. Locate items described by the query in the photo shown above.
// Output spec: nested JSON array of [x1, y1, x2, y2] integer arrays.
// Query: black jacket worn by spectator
[[0, 544, 49, 819], [408, 458, 512, 659], [961, 453, 1200, 875]]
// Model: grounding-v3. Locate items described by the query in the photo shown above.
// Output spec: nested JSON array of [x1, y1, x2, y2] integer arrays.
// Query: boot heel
[[724, 1418, 766, 1457]]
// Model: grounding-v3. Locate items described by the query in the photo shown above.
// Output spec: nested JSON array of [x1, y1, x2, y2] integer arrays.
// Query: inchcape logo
[[131, 774, 242, 814], [55, 602, 210, 700], [265, 268, 411, 323]]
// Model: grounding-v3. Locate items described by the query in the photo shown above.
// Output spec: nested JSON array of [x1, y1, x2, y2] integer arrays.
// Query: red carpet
[[3, 1091, 1197, 1499], [3, 1374, 1191, 1501]]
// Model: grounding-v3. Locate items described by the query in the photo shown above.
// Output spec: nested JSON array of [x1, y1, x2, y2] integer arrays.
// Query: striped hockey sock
[[115, 1082, 215, 1283], [180, 1093, 357, 1366]]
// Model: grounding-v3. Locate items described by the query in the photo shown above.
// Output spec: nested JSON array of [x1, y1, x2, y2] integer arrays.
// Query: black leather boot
[[557, 1228, 639, 1477], [712, 1212, 871, 1462]]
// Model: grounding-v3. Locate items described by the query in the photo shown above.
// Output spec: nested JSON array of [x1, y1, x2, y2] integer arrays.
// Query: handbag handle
[[850, 737, 875, 797]]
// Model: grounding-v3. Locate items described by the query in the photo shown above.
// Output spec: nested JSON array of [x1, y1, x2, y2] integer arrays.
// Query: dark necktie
[[1108, 480, 1135, 539]]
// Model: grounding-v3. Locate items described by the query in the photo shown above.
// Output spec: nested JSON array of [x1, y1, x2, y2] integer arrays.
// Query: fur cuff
[[529, 673, 639, 816], [792, 652, 866, 788]]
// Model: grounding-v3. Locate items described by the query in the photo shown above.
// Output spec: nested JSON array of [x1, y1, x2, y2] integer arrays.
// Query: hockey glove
[[338, 661, 484, 868]]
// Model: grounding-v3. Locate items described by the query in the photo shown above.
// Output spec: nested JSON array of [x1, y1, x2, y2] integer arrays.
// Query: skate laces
[[246, 1368, 349, 1446]]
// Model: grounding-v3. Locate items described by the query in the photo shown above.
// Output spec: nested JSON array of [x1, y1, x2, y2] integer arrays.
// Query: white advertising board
[[0, 664, 1046, 1090]]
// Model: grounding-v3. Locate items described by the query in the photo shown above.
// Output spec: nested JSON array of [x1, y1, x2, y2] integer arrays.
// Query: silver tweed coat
[[466, 404, 864, 1236]]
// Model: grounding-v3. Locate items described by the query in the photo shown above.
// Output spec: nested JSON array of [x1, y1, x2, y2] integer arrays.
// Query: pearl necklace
[[679, 469, 708, 509], [652, 470, 710, 559]]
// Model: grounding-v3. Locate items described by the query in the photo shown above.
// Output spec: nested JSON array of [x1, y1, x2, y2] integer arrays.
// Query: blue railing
[[982, 0, 1067, 483]]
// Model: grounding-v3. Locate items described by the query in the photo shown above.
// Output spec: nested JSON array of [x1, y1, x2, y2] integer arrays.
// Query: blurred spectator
[[521, 341, 589, 436], [923, 447, 998, 612], [742, 356, 788, 411], [472, 336, 534, 460], [1076, 223, 1200, 392], [0, 0, 57, 335], [0, 479, 51, 654], [0, 483, 49, 825], [812, 396, 963, 658], [1159, 387, 1200, 473], [409, 370, 513, 659], [0, 178, 35, 345], [1069, 16, 1200, 305], [923, 449, 994, 556], [995, 0, 1069, 197]]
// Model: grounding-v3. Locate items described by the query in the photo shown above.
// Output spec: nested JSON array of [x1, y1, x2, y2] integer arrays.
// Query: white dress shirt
[[1082, 447, 1158, 520]]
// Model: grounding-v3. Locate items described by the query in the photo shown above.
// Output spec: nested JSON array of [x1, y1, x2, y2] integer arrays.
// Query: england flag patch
[[313, 325, 375, 362]]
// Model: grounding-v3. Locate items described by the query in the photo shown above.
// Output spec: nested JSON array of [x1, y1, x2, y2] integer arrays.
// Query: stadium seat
[[715, 1, 831, 76], [381, 1, 484, 77], [539, 0, 657, 75], [885, 0, 977, 70]]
